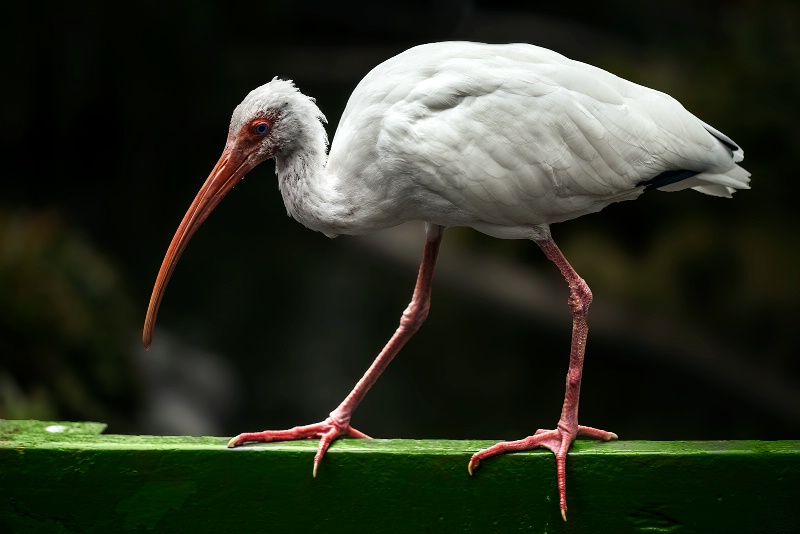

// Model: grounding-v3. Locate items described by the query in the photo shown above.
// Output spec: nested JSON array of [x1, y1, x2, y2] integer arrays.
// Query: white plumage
[[144, 41, 750, 520], [310, 42, 748, 239]]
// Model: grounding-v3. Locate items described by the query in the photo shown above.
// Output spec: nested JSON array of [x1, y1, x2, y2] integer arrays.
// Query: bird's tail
[[656, 164, 751, 198], [693, 163, 751, 198]]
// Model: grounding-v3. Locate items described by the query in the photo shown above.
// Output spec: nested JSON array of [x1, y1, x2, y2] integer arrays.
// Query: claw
[[467, 456, 480, 476]]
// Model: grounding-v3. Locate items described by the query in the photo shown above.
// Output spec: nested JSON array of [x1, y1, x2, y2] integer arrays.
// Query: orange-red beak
[[142, 144, 258, 348]]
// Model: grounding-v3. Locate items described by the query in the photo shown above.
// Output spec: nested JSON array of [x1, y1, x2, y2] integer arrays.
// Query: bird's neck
[[275, 139, 344, 237]]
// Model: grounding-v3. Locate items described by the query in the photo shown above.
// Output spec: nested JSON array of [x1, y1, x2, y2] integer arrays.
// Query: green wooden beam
[[1, 420, 798, 533]]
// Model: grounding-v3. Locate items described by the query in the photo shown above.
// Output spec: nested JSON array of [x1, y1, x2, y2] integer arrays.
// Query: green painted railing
[[1, 420, 798, 533]]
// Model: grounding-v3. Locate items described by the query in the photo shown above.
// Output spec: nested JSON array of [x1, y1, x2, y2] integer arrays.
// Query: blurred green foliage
[[0, 209, 140, 429]]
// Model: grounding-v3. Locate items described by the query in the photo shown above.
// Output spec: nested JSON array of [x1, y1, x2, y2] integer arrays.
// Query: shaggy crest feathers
[[230, 78, 329, 162]]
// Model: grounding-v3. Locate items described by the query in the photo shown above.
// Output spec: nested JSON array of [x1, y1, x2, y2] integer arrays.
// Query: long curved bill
[[143, 145, 256, 348]]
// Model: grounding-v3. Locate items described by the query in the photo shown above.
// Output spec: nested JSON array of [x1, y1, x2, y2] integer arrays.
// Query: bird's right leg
[[467, 234, 617, 521], [228, 224, 446, 476]]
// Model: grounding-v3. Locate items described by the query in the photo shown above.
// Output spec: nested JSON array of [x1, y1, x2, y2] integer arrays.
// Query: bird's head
[[229, 78, 328, 165], [142, 78, 326, 348]]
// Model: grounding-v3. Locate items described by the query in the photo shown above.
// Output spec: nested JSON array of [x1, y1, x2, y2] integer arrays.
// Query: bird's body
[[277, 42, 747, 239], [144, 42, 749, 521]]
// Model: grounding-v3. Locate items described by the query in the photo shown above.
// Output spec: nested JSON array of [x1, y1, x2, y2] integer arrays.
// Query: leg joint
[[400, 299, 429, 330], [569, 277, 592, 316]]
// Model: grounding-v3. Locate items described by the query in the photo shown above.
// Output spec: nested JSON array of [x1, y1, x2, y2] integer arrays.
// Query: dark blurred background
[[2, 0, 798, 443]]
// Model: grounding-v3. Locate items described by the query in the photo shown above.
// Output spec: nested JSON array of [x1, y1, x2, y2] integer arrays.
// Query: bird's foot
[[227, 417, 370, 477], [468, 424, 617, 521]]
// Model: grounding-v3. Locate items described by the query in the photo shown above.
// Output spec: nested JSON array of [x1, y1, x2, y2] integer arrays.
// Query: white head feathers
[[229, 78, 329, 162]]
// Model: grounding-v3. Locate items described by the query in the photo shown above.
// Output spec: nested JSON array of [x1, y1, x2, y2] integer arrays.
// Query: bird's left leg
[[467, 234, 617, 521], [228, 224, 446, 476]]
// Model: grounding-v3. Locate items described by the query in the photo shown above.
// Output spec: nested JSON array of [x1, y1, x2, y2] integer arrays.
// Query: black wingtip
[[705, 127, 740, 153], [638, 169, 700, 191]]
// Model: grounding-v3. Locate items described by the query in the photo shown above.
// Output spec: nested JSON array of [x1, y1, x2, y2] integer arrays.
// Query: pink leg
[[468, 234, 617, 521], [228, 224, 446, 476]]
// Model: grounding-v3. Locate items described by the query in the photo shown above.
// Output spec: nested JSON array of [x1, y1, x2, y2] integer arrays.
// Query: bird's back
[[325, 42, 749, 238]]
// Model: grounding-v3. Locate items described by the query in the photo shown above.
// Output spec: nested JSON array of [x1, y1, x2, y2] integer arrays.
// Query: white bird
[[143, 41, 750, 520]]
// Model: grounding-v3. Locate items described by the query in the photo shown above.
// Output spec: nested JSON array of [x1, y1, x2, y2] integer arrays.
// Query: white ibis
[[143, 42, 750, 520]]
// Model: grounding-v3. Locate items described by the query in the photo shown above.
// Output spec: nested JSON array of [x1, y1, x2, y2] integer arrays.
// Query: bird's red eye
[[253, 122, 270, 135]]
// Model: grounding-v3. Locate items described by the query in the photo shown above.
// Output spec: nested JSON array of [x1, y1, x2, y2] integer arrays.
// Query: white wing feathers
[[328, 42, 750, 231]]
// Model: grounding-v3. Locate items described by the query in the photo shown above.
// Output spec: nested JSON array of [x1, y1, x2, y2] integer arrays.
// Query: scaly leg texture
[[467, 235, 617, 521], [228, 224, 445, 476]]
